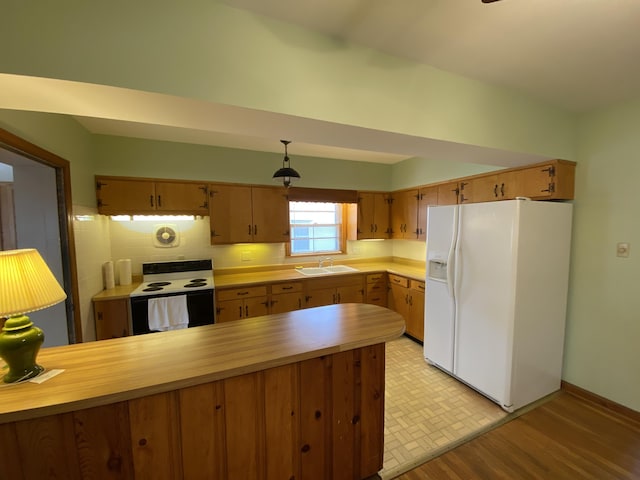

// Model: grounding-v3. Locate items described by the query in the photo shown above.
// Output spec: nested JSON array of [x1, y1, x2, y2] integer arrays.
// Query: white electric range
[[129, 259, 215, 334]]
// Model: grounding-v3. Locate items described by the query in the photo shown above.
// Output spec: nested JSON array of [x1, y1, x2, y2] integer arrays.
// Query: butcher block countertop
[[0, 303, 405, 424]]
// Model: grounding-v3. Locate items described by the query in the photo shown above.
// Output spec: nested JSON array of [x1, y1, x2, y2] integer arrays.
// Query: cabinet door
[[305, 286, 336, 308], [408, 281, 425, 342], [270, 292, 303, 314], [469, 175, 499, 203], [244, 296, 270, 318], [251, 186, 290, 243], [357, 192, 376, 239], [436, 182, 459, 205], [417, 186, 438, 241], [155, 182, 208, 214], [96, 178, 156, 214], [516, 164, 557, 199], [337, 284, 364, 304], [94, 298, 130, 340], [496, 171, 518, 200], [388, 283, 410, 328], [209, 184, 253, 244], [215, 299, 244, 323], [391, 190, 418, 240], [357, 192, 389, 239]]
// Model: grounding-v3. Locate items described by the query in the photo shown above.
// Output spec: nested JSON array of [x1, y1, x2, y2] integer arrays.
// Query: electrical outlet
[[616, 242, 630, 258], [241, 250, 252, 261]]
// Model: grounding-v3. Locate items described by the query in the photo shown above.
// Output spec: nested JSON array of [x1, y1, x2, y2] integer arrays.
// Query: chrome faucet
[[318, 256, 333, 268]]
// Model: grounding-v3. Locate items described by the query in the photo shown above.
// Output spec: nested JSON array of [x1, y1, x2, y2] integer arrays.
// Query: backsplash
[[105, 216, 408, 274]]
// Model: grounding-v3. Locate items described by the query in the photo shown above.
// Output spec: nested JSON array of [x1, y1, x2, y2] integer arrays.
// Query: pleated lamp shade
[[0, 249, 67, 318]]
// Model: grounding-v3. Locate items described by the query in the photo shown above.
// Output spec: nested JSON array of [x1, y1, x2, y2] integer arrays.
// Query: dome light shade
[[273, 140, 300, 188]]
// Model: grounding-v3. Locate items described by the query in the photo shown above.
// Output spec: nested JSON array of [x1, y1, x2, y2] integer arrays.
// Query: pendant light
[[272, 139, 301, 188]]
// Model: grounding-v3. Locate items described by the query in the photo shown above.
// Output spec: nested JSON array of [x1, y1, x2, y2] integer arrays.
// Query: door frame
[[0, 127, 82, 342]]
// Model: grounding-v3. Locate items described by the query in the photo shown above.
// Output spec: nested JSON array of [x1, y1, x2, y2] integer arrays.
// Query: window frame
[[286, 202, 350, 257]]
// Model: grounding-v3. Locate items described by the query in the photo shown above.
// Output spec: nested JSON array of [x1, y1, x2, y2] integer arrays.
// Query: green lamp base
[[0, 314, 45, 383]]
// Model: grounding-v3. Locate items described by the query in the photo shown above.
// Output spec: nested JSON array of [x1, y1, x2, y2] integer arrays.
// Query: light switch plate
[[616, 242, 630, 257]]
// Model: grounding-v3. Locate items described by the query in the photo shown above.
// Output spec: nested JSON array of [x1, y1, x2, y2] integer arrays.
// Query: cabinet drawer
[[410, 280, 425, 292], [305, 274, 364, 290], [217, 285, 268, 301], [271, 282, 302, 294], [388, 274, 408, 288], [366, 273, 386, 284]]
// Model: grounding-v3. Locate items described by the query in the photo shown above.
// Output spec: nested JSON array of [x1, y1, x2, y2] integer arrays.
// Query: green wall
[[392, 156, 498, 191], [563, 99, 640, 411], [92, 135, 393, 191], [0, 110, 95, 206]]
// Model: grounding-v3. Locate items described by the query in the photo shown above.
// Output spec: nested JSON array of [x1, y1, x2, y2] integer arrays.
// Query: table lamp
[[0, 248, 67, 383]]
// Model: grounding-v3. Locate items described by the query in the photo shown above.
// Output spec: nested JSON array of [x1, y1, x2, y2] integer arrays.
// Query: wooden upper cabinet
[[436, 182, 459, 205], [209, 183, 253, 243], [154, 182, 208, 213], [209, 183, 289, 244], [95, 176, 208, 215], [390, 189, 419, 240], [515, 161, 575, 200], [466, 175, 498, 203], [417, 186, 438, 241], [357, 192, 390, 239], [251, 186, 290, 243], [96, 178, 156, 214]]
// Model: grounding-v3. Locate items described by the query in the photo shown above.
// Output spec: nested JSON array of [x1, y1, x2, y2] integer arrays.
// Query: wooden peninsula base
[[0, 303, 404, 480]]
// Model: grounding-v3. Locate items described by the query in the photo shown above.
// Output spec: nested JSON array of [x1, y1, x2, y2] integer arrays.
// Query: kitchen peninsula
[[0, 303, 404, 480]]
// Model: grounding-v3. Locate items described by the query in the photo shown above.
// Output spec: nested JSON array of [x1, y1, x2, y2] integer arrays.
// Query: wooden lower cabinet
[[305, 275, 365, 308], [0, 344, 386, 480], [388, 275, 425, 342], [215, 285, 269, 322], [270, 281, 304, 313], [94, 298, 131, 340], [365, 273, 387, 307]]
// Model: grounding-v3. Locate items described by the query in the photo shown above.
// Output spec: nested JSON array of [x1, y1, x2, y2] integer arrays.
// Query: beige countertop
[[214, 260, 425, 289], [92, 258, 426, 300], [0, 303, 404, 424]]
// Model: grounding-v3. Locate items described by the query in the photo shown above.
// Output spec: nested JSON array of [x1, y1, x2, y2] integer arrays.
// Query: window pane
[[289, 202, 342, 255]]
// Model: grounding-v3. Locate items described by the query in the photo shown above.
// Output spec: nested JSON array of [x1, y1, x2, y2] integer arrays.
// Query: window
[[289, 202, 343, 255]]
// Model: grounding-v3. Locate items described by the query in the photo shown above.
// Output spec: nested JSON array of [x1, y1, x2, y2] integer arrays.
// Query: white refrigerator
[[424, 199, 573, 412]]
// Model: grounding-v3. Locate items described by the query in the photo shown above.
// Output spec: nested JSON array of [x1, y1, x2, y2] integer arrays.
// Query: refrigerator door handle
[[446, 206, 459, 299]]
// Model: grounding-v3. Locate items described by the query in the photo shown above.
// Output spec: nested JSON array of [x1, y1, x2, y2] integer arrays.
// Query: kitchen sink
[[322, 265, 359, 273], [295, 265, 359, 276]]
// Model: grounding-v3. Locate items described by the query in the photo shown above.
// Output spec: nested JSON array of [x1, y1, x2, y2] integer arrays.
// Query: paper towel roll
[[117, 259, 132, 286], [102, 261, 115, 290]]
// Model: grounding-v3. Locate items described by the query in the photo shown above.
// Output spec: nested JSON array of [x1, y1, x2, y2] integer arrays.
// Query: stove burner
[[190, 278, 206, 282], [147, 281, 171, 287], [143, 286, 164, 292], [184, 282, 207, 288]]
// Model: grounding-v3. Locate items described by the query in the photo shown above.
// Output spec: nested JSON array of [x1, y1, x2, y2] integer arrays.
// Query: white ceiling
[[4, 1, 640, 166], [221, 0, 640, 112]]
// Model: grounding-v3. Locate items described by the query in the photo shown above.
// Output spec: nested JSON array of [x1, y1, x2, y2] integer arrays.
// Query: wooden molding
[[561, 381, 640, 424], [0, 128, 82, 343]]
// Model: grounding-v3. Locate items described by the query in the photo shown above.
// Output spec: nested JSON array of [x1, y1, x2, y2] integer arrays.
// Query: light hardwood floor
[[394, 392, 640, 479]]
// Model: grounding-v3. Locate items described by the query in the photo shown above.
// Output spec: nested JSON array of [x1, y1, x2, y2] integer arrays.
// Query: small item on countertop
[[117, 259, 132, 286], [103, 261, 115, 289]]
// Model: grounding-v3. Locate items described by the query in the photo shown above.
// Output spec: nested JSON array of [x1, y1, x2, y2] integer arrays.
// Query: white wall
[[12, 160, 68, 346]]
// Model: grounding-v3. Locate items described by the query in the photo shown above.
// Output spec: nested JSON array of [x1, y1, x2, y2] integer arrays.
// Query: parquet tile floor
[[380, 336, 510, 479]]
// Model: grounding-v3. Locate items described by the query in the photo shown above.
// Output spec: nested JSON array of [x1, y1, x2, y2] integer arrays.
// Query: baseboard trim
[[561, 381, 640, 423]]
